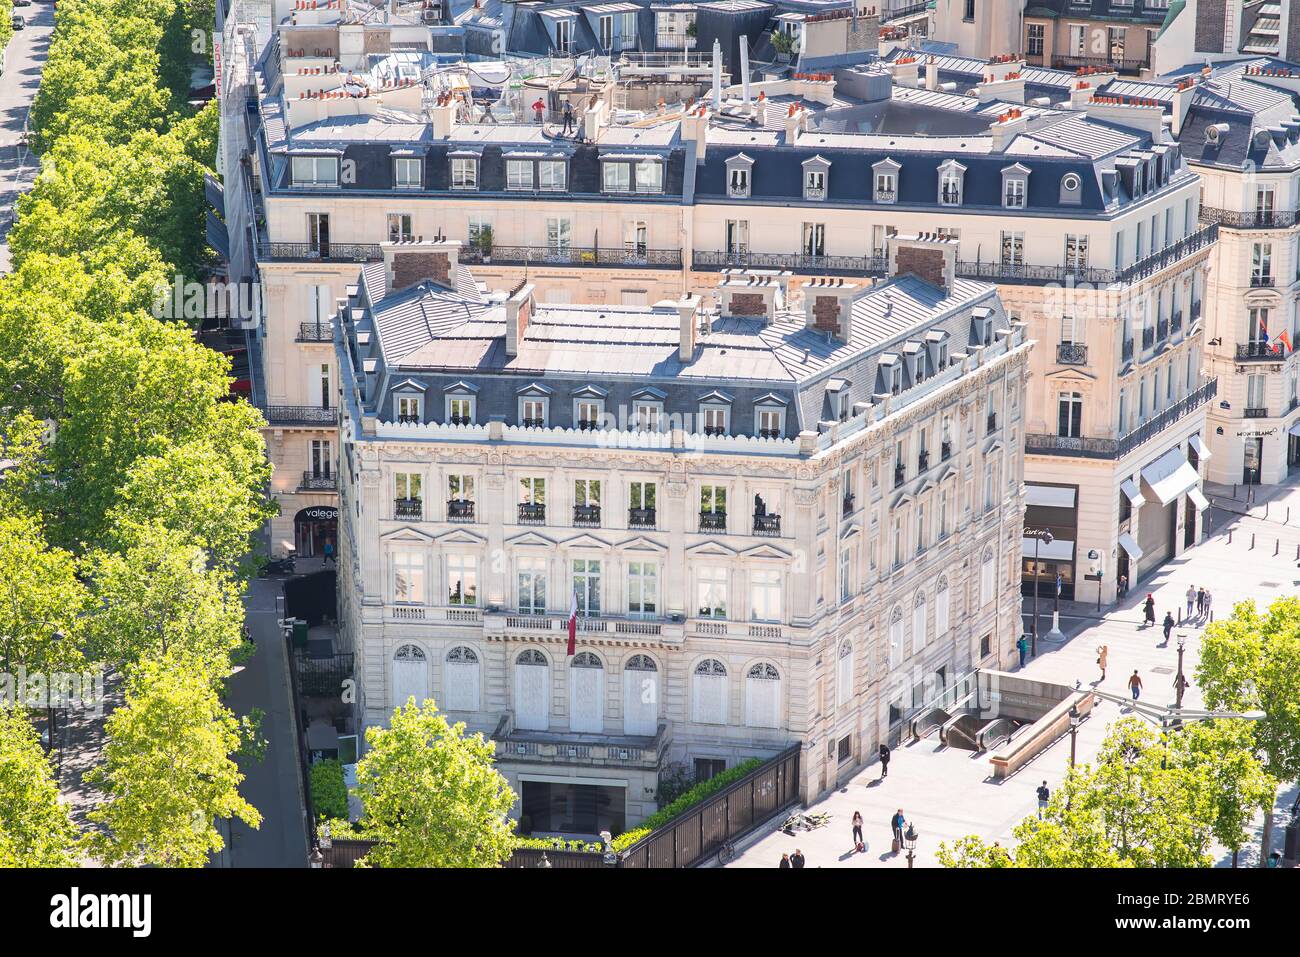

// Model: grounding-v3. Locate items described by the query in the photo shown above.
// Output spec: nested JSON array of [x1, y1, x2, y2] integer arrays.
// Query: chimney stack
[[719, 274, 779, 321], [383, 237, 461, 293], [925, 56, 939, 91], [504, 281, 535, 357], [677, 295, 701, 362], [803, 278, 858, 343], [888, 232, 957, 293], [429, 92, 457, 138]]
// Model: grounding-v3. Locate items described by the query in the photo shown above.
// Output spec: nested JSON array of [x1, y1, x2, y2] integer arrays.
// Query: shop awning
[[1117, 532, 1144, 561], [1189, 434, 1212, 461], [1289, 419, 1300, 437], [1187, 487, 1211, 512], [1140, 447, 1200, 506], [1025, 484, 1076, 508], [1119, 478, 1146, 509], [1022, 536, 1075, 561]]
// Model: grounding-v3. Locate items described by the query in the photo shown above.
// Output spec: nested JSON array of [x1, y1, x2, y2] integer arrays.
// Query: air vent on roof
[[1205, 122, 1229, 144]]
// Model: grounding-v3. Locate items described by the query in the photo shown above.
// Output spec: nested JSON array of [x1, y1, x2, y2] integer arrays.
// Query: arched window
[[746, 662, 781, 728], [514, 648, 550, 730], [889, 607, 904, 669], [569, 651, 604, 733], [979, 546, 995, 607], [443, 646, 480, 712], [392, 644, 428, 711], [836, 640, 853, 707], [935, 576, 951, 638], [692, 659, 728, 725], [623, 655, 659, 736], [912, 591, 927, 654]]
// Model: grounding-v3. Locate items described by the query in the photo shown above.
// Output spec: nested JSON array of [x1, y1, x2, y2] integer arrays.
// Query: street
[[0, 1, 53, 271], [728, 478, 1300, 868]]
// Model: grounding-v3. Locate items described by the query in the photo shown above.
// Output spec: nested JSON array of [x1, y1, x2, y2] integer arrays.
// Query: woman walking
[[1096, 644, 1108, 682], [1162, 611, 1175, 645], [1143, 594, 1156, 627], [851, 811, 864, 851]]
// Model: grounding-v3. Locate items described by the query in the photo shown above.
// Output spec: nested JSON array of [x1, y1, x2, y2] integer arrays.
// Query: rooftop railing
[[1200, 206, 1300, 230], [460, 245, 681, 268], [256, 242, 383, 262]]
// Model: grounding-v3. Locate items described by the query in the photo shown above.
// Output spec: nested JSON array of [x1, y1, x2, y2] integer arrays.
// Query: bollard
[[1251, 533, 1256, 549], [1276, 539, 1281, 556], [1265, 503, 1270, 520], [1229, 529, 1234, 544], [1233, 483, 1238, 499], [1288, 507, 1292, 525]]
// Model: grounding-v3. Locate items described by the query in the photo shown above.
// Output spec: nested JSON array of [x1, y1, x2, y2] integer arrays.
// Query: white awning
[[1022, 536, 1075, 561], [1289, 420, 1300, 437], [1189, 434, 1212, 461], [1187, 486, 1211, 512], [1140, 447, 1200, 506], [1025, 484, 1076, 508], [1117, 532, 1144, 561], [1119, 478, 1146, 509]]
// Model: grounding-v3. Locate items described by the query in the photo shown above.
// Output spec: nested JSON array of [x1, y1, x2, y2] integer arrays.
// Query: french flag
[[567, 589, 578, 656]]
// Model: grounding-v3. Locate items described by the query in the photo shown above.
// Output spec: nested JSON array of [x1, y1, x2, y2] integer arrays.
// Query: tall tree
[[0, 709, 81, 867], [0, 513, 89, 676], [354, 700, 518, 868], [86, 658, 260, 867], [1197, 597, 1300, 864]]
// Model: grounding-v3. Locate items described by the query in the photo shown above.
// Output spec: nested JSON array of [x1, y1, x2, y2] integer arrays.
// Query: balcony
[[699, 511, 727, 533], [874, 189, 897, 203], [628, 507, 656, 529], [459, 245, 682, 269], [694, 249, 888, 276], [447, 499, 475, 522], [842, 493, 855, 517], [1050, 54, 1150, 74], [577, 419, 598, 431], [394, 498, 423, 520], [1244, 407, 1270, 418], [1251, 274, 1276, 288], [941, 440, 952, 461], [752, 513, 781, 536], [1170, 311, 1182, 334], [297, 322, 333, 342], [1141, 327, 1155, 350], [259, 404, 335, 426], [758, 428, 783, 439], [1056, 342, 1088, 365], [1025, 377, 1218, 460], [256, 242, 382, 263], [300, 471, 335, 491], [518, 503, 546, 524], [396, 414, 422, 424], [1200, 206, 1300, 230], [702, 425, 728, 436], [449, 415, 474, 426], [1122, 338, 1134, 362], [987, 412, 998, 434], [1236, 341, 1289, 361], [573, 504, 601, 527], [804, 186, 826, 201], [521, 417, 546, 429], [894, 464, 905, 488], [917, 450, 929, 471]]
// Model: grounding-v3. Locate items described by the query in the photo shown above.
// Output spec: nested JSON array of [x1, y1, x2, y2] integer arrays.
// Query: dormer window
[[698, 390, 733, 436], [726, 153, 753, 199], [754, 394, 788, 438], [802, 155, 830, 201], [394, 157, 422, 189], [938, 161, 965, 206], [631, 387, 666, 431], [877, 357, 901, 396], [517, 383, 552, 428], [506, 159, 534, 191], [445, 381, 479, 425], [539, 160, 567, 192], [450, 156, 479, 190], [636, 160, 664, 193], [1001, 163, 1029, 209], [573, 385, 608, 430], [396, 393, 423, 423], [971, 309, 995, 347], [873, 158, 900, 203], [291, 155, 339, 188], [1060, 171, 1083, 205], [826, 380, 851, 421]]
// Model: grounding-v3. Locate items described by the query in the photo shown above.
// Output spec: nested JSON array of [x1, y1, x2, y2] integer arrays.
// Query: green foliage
[[353, 700, 517, 868], [0, 708, 81, 867], [0, 0, 13, 51], [0, 513, 91, 675], [636, 759, 762, 834], [86, 657, 262, 867], [310, 759, 349, 822]]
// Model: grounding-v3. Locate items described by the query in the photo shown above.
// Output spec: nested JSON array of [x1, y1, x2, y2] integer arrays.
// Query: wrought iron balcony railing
[[1057, 342, 1087, 365], [699, 511, 727, 532], [628, 507, 656, 529], [394, 498, 423, 520], [1236, 341, 1289, 361], [297, 322, 333, 342], [518, 503, 546, 524], [1244, 407, 1270, 418], [752, 513, 781, 536], [259, 404, 335, 426], [573, 504, 602, 527], [694, 250, 888, 276], [459, 245, 682, 269], [300, 471, 335, 491], [447, 499, 475, 522], [1200, 206, 1300, 230], [256, 242, 382, 262]]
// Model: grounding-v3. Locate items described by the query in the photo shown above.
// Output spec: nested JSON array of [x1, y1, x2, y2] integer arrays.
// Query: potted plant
[[771, 30, 794, 63], [477, 225, 493, 264]]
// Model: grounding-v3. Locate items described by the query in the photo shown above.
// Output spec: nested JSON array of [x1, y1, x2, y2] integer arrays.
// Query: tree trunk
[[1232, 848, 1238, 868], [1259, 784, 1279, 867]]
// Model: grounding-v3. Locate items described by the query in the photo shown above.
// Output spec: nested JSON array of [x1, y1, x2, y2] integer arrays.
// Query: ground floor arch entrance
[[294, 505, 338, 558]]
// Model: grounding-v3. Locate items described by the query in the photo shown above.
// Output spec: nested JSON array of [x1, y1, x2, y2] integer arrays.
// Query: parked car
[[13, 1, 32, 8], [12, 15, 25, 29]]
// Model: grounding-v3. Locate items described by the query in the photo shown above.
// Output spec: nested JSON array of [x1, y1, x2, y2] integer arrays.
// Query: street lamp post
[[1068, 705, 1081, 768], [1031, 530, 1053, 656], [903, 823, 917, 870], [1173, 634, 1189, 729]]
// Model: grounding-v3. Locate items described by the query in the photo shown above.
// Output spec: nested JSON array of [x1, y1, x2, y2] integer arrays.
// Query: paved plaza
[[728, 479, 1300, 869]]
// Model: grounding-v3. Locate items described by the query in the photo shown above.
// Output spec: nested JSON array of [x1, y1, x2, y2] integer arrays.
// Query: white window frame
[[446, 395, 476, 424], [450, 157, 478, 190], [291, 155, 339, 187], [447, 553, 478, 606], [750, 567, 782, 623], [394, 156, 422, 189], [506, 159, 534, 191], [392, 551, 426, 604]]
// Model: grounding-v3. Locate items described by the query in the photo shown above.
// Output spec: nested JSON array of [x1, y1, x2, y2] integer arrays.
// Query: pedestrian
[[851, 811, 864, 851], [890, 809, 905, 852], [779, 853, 790, 869], [790, 848, 805, 869], [1143, 594, 1156, 627], [322, 537, 335, 565], [1196, 586, 1206, 618], [1185, 585, 1196, 618], [878, 743, 890, 779], [532, 97, 545, 123], [1128, 669, 1143, 702], [1036, 781, 1050, 819], [562, 101, 576, 135], [1204, 588, 1214, 618], [1162, 611, 1174, 644], [1096, 643, 1108, 682], [1268, 852, 1282, 868], [1118, 573, 1128, 598], [1016, 633, 1029, 668]]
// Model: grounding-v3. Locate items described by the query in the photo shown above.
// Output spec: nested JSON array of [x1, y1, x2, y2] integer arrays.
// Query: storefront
[[1136, 446, 1202, 579], [1289, 421, 1300, 472], [294, 505, 338, 558], [1021, 483, 1078, 599]]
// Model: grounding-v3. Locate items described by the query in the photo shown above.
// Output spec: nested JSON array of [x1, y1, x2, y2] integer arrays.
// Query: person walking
[[1143, 594, 1156, 627], [1118, 573, 1128, 598], [878, 743, 890, 779], [1185, 585, 1196, 618], [1036, 781, 1050, 819], [1196, 586, 1206, 618], [790, 848, 805, 869], [851, 811, 864, 851], [1096, 643, 1108, 682], [779, 853, 790, 869], [1204, 588, 1214, 618], [1162, 611, 1174, 644], [1128, 669, 1143, 702], [1016, 633, 1029, 668], [322, 537, 335, 565], [561, 102, 576, 135], [890, 809, 906, 853]]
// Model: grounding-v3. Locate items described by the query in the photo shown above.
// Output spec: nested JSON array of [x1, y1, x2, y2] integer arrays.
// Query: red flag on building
[[567, 589, 578, 656]]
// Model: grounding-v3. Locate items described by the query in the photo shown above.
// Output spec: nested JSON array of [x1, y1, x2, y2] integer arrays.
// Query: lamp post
[[1030, 530, 1053, 656], [1046, 568, 1066, 642], [1067, 705, 1081, 768], [1173, 634, 1189, 728], [903, 823, 917, 869]]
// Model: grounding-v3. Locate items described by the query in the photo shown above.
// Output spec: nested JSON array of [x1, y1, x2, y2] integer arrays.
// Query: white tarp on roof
[[1187, 487, 1211, 512], [1140, 447, 1200, 506], [1118, 532, 1144, 561], [1119, 478, 1146, 508], [1025, 484, 1076, 508], [1022, 537, 1074, 561], [1189, 434, 1213, 461]]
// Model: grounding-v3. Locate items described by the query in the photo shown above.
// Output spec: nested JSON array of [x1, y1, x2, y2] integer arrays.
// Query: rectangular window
[[700, 485, 727, 514], [573, 558, 602, 616], [839, 546, 852, 602], [517, 556, 547, 614], [725, 219, 749, 254], [1065, 234, 1089, 271], [1057, 391, 1083, 438], [396, 395, 422, 423], [448, 397, 474, 424], [393, 552, 425, 603], [697, 566, 728, 618], [1000, 231, 1024, 266], [506, 160, 534, 190], [627, 561, 658, 617], [520, 477, 546, 504], [728, 167, 749, 197], [635, 160, 663, 193], [394, 157, 421, 189], [632, 402, 661, 431], [574, 478, 601, 508], [547, 218, 571, 253], [395, 472, 422, 503], [629, 481, 656, 511], [1003, 179, 1025, 209], [448, 473, 474, 503], [1027, 23, 1044, 56], [801, 222, 825, 257], [750, 569, 782, 622], [539, 160, 566, 192], [387, 213, 413, 243], [447, 554, 478, 606], [451, 157, 478, 190], [291, 155, 339, 187]]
